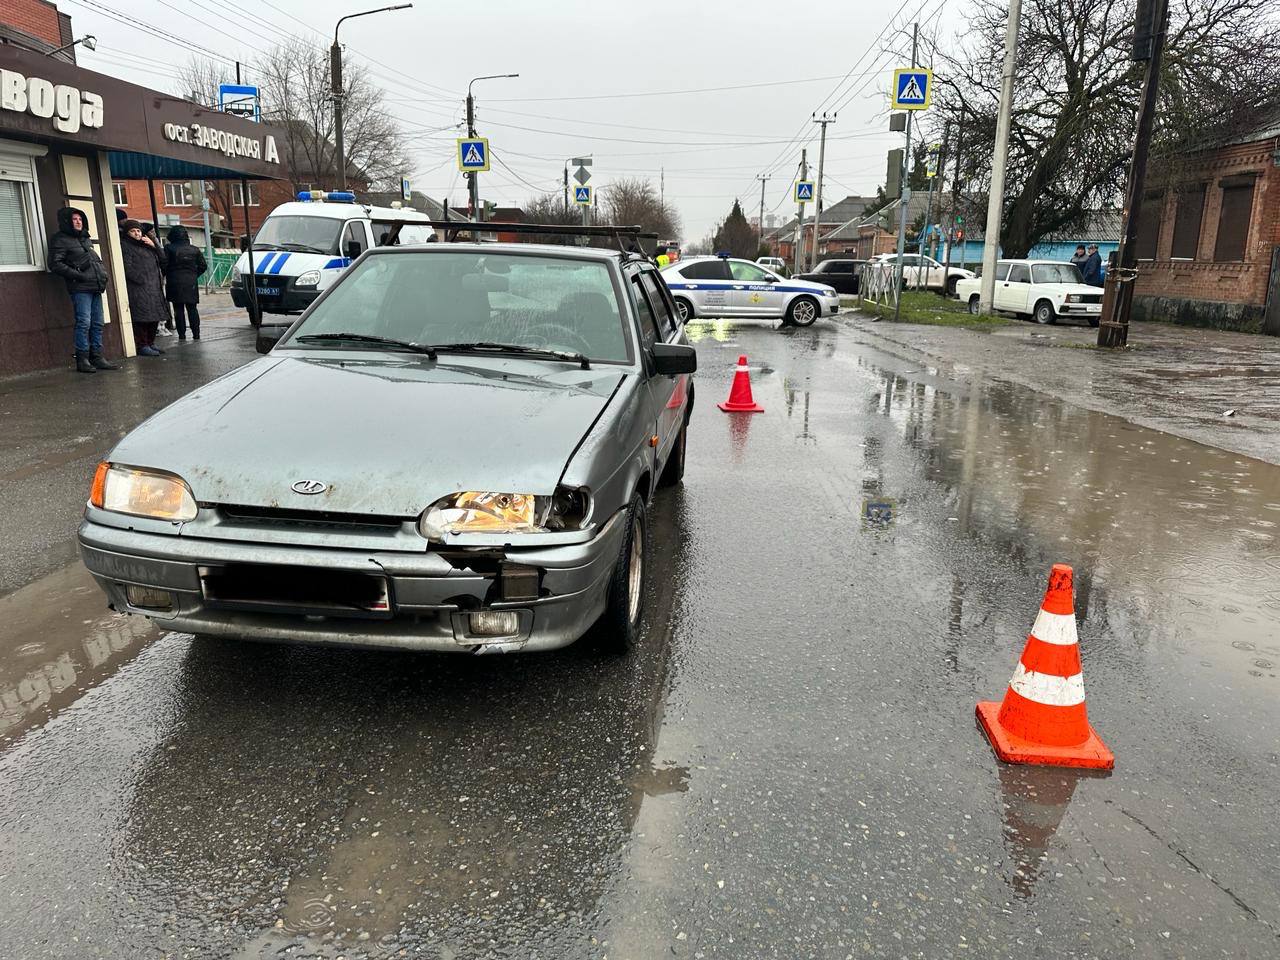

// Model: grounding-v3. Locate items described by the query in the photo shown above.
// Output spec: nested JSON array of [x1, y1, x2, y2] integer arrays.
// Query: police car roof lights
[[296, 190, 357, 203]]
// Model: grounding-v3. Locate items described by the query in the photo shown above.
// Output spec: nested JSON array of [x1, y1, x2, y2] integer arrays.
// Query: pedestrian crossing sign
[[892, 68, 932, 110], [574, 185, 593, 206], [457, 138, 490, 172], [795, 180, 814, 203]]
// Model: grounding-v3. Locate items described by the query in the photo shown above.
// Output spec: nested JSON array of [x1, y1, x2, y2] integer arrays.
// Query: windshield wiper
[[294, 333, 438, 357], [432, 341, 590, 369], [278, 242, 330, 254]]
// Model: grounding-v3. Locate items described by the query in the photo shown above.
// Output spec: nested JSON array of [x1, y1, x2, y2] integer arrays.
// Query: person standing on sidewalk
[[119, 219, 169, 356], [47, 207, 118, 374], [163, 225, 207, 341], [1083, 244, 1105, 287], [1070, 244, 1088, 275]]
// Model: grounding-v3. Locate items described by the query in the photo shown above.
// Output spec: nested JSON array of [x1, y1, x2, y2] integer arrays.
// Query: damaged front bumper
[[77, 507, 627, 654]]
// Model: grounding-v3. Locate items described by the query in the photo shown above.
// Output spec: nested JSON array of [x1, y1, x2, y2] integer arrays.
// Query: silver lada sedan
[[78, 239, 696, 654]]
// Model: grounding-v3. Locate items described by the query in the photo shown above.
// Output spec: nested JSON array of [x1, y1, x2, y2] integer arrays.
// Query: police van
[[230, 191, 437, 325]]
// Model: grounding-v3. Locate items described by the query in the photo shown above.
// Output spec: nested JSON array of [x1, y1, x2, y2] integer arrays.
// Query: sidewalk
[[0, 291, 258, 597], [842, 312, 1280, 466]]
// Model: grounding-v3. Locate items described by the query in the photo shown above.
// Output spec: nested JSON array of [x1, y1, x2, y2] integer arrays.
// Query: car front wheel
[[597, 492, 648, 654], [786, 296, 818, 327], [968, 295, 981, 315], [1033, 300, 1057, 325]]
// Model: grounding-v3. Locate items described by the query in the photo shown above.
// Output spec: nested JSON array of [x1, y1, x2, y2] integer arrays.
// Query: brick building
[[1132, 113, 1280, 333]]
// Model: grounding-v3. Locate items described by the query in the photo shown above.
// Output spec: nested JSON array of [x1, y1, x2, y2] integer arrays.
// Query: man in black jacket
[[48, 207, 118, 373]]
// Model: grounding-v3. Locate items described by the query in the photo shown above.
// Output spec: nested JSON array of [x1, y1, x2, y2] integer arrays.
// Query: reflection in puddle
[[0, 563, 156, 744], [995, 765, 1097, 901]]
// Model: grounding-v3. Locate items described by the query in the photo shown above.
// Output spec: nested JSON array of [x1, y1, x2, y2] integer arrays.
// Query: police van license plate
[[256, 286, 280, 296]]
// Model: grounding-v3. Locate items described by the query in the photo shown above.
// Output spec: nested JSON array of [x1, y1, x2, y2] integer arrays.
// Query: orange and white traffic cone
[[977, 564, 1114, 770], [718, 355, 764, 413]]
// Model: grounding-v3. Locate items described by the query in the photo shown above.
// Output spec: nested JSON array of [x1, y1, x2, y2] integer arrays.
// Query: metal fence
[[205, 251, 240, 289], [857, 260, 900, 311]]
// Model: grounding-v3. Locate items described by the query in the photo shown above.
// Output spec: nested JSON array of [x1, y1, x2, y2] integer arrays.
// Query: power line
[[483, 72, 882, 103]]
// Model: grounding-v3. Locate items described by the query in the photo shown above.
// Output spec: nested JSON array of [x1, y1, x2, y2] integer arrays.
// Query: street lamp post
[[43, 35, 96, 58], [331, 4, 412, 191], [466, 74, 519, 221]]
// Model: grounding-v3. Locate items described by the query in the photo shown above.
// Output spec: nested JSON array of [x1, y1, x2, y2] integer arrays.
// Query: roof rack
[[417, 220, 659, 255]]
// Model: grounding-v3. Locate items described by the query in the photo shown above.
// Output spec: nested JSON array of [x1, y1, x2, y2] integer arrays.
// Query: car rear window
[[286, 251, 630, 363], [1031, 263, 1085, 284]]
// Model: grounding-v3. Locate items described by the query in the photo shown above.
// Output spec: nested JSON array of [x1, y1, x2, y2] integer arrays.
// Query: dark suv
[[795, 259, 865, 295]]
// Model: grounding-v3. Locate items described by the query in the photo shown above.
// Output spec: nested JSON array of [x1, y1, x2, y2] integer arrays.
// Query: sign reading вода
[[0, 68, 103, 134]]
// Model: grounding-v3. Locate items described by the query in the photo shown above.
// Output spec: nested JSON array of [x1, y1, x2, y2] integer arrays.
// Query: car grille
[[250, 273, 292, 309], [1080, 294, 1102, 304], [218, 504, 406, 531]]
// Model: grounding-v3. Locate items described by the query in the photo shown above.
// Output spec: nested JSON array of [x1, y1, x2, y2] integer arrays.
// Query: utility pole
[[939, 120, 954, 286], [563, 161, 569, 219], [919, 142, 938, 290], [979, 0, 1022, 314], [893, 23, 918, 323], [1098, 0, 1168, 348], [792, 148, 808, 272], [809, 112, 835, 272], [465, 91, 478, 219], [332, 5, 413, 192], [756, 174, 770, 255], [950, 105, 966, 272]]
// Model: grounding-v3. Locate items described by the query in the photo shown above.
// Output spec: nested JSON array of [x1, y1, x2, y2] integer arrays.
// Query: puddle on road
[[0, 562, 156, 744]]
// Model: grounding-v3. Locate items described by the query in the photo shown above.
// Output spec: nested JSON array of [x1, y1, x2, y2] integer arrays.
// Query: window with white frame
[[0, 146, 43, 270], [112, 182, 128, 206], [231, 181, 260, 206], [163, 181, 193, 206]]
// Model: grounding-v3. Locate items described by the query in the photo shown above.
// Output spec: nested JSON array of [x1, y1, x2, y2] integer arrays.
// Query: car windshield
[[283, 250, 630, 363], [1032, 263, 1085, 284], [253, 216, 343, 254]]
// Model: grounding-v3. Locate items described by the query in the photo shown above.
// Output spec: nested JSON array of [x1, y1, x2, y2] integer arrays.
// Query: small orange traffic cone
[[718, 355, 764, 413], [977, 564, 1114, 770]]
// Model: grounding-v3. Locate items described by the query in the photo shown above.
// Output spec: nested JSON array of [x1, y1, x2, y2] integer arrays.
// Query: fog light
[[125, 585, 174, 611], [470, 611, 520, 637]]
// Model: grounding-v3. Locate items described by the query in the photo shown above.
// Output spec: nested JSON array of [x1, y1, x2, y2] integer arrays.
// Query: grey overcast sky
[[65, 0, 964, 239]]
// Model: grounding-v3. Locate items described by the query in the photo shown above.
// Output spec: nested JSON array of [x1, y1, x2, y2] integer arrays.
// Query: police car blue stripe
[[268, 252, 290, 275], [667, 281, 829, 295], [255, 252, 278, 273], [323, 258, 352, 269]]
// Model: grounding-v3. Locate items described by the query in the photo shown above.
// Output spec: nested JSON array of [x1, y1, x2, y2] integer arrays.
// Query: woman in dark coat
[[119, 219, 169, 356], [163, 225, 208, 341]]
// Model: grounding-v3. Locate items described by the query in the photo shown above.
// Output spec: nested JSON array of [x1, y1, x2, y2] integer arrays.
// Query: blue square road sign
[[795, 181, 814, 203], [892, 68, 932, 110], [457, 138, 490, 172], [574, 185, 593, 206]]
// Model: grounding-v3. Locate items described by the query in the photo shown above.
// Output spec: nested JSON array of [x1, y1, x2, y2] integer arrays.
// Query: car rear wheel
[[673, 297, 694, 322], [597, 492, 648, 654], [658, 422, 687, 488], [1033, 300, 1057, 325], [1088, 316, 1100, 328], [787, 296, 818, 327], [968, 295, 981, 315], [946, 276, 959, 297]]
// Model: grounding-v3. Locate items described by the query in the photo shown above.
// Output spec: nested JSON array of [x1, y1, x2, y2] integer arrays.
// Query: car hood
[[785, 278, 836, 293], [109, 354, 625, 516], [1036, 282, 1100, 296]]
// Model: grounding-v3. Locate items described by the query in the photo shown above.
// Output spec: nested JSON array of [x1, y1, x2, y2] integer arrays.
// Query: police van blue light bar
[[297, 190, 357, 203]]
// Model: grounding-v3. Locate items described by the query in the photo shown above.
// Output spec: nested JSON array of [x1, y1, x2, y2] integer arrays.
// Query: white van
[[230, 191, 437, 324]]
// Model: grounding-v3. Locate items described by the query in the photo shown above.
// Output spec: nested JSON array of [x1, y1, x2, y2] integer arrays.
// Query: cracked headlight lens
[[419, 489, 589, 540]]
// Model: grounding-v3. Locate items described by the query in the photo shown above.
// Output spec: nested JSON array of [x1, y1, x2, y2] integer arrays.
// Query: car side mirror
[[239, 234, 250, 252], [763, 274, 779, 282], [256, 323, 288, 354], [345, 241, 363, 261], [650, 342, 697, 376]]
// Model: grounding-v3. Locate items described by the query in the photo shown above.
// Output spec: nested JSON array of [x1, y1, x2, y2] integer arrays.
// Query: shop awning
[[107, 150, 278, 182]]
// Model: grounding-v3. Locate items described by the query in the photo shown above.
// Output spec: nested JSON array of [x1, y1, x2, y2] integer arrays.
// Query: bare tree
[[598, 178, 681, 240], [177, 41, 411, 203], [924, 0, 1280, 256]]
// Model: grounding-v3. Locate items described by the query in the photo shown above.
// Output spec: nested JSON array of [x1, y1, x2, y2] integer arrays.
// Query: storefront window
[[0, 179, 37, 269]]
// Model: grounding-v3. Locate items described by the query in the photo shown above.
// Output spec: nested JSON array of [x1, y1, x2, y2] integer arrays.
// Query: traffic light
[[885, 148, 904, 200]]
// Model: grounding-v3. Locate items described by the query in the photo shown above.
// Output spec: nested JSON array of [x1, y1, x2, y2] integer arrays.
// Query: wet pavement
[[1, 316, 1278, 958], [852, 313, 1280, 466]]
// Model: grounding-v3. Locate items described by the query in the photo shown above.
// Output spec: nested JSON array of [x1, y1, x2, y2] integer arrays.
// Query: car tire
[[598, 491, 648, 655], [968, 295, 981, 315], [247, 304, 262, 328], [786, 296, 819, 327], [1088, 316, 1100, 328], [658, 422, 687, 488], [1033, 300, 1057, 325], [946, 276, 959, 297], [673, 297, 694, 323]]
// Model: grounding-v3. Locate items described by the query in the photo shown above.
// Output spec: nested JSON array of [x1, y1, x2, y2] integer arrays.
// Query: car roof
[[364, 241, 627, 263], [267, 201, 435, 222]]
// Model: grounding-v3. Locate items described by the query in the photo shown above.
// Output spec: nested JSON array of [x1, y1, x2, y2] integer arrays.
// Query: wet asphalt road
[[1, 316, 1278, 958]]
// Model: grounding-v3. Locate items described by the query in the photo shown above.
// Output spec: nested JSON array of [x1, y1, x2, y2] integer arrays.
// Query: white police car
[[660, 255, 839, 326], [230, 191, 436, 325]]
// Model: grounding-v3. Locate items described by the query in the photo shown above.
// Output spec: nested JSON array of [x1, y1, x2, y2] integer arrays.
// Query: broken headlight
[[90, 461, 198, 521], [418, 488, 590, 540]]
